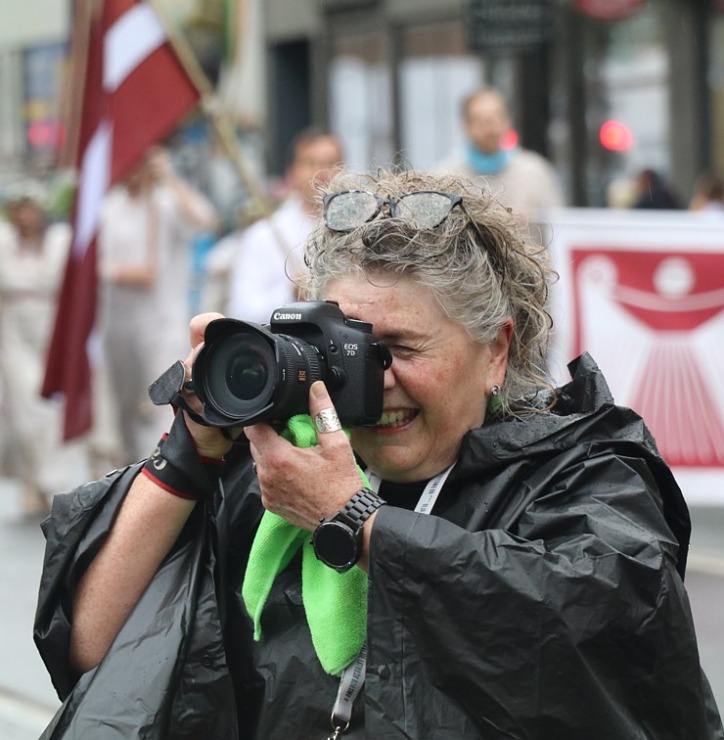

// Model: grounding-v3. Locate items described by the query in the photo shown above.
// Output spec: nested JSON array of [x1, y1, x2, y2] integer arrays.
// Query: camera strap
[[142, 405, 225, 501], [327, 463, 455, 738]]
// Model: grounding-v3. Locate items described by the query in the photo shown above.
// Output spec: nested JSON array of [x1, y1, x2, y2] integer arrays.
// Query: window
[[710, 8, 724, 176], [398, 21, 484, 171], [328, 32, 393, 171]]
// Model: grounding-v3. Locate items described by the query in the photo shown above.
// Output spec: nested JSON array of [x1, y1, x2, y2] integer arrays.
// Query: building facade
[[0, 2, 70, 183], [1, 0, 723, 209], [262, 0, 724, 207]]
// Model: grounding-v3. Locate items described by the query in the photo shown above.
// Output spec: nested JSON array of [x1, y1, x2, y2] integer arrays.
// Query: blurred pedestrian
[[433, 87, 564, 218], [632, 168, 683, 210], [95, 147, 219, 466], [221, 128, 344, 322], [605, 175, 638, 209], [0, 181, 77, 517], [689, 173, 724, 214]]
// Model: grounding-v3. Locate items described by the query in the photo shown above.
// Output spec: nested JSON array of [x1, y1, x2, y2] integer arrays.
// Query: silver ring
[[315, 408, 342, 434]]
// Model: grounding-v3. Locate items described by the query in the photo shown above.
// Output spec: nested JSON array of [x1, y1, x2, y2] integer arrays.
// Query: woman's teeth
[[377, 410, 416, 428]]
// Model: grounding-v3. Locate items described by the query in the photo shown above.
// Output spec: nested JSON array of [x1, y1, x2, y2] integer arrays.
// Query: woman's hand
[[244, 382, 363, 531]]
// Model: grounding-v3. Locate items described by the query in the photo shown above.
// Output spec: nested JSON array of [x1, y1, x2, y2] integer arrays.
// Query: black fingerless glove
[[142, 410, 223, 501]]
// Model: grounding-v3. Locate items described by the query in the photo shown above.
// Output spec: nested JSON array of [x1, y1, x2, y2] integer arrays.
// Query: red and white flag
[[42, 0, 199, 439]]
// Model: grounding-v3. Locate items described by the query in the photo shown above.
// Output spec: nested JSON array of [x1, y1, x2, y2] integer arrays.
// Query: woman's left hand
[[244, 381, 364, 531]]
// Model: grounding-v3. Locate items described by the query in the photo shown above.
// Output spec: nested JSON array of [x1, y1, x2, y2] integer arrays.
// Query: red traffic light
[[599, 119, 634, 151]]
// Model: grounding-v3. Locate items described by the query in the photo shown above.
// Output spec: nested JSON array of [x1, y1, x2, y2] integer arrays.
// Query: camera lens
[[226, 344, 271, 401], [200, 333, 277, 419]]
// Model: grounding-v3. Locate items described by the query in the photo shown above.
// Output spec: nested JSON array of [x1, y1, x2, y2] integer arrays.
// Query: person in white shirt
[[223, 129, 344, 324], [0, 182, 77, 517], [97, 147, 219, 464]]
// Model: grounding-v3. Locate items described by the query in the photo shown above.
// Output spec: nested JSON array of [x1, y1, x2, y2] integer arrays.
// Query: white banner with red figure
[[546, 209, 724, 504]]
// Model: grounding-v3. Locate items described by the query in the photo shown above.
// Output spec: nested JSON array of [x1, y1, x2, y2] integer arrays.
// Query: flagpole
[[147, 0, 272, 219], [59, 0, 101, 169]]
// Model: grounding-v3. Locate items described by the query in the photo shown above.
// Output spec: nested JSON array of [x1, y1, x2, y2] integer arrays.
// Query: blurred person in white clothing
[[0, 182, 82, 517], [222, 129, 344, 323], [96, 147, 219, 465]]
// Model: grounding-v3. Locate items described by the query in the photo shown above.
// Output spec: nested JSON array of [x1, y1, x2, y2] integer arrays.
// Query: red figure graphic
[[572, 249, 724, 468]]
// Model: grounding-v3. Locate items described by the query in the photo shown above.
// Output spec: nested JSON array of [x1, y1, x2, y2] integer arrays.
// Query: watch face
[[314, 521, 359, 571]]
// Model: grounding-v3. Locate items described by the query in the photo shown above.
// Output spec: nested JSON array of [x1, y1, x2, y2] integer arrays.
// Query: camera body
[[192, 301, 392, 428]]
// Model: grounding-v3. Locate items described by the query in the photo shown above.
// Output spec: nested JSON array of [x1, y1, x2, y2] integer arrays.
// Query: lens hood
[[192, 317, 324, 427], [192, 318, 280, 426]]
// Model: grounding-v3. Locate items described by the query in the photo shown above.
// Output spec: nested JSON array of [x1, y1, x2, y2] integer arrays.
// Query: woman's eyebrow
[[375, 327, 425, 343]]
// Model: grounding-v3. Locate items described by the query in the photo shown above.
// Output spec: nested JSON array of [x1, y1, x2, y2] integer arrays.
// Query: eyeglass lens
[[325, 191, 380, 231], [392, 192, 456, 229], [325, 190, 458, 231]]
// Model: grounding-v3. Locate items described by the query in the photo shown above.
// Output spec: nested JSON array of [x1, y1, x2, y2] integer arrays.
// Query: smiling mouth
[[375, 409, 419, 429]]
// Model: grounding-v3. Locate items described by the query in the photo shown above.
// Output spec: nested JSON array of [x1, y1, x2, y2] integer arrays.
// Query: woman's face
[[324, 274, 511, 482]]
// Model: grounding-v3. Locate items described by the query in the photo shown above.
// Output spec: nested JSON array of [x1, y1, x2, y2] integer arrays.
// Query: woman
[[35, 171, 722, 738], [0, 182, 79, 517]]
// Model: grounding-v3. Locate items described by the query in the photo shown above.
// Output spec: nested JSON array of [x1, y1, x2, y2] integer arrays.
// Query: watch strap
[[333, 487, 385, 531]]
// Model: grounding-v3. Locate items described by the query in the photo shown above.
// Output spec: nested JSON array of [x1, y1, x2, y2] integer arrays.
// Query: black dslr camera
[[192, 301, 392, 428]]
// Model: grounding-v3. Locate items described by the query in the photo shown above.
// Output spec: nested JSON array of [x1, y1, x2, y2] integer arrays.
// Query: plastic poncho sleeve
[[33, 464, 240, 739]]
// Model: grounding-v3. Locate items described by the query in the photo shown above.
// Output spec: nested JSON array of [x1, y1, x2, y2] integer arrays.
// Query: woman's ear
[[488, 318, 514, 390]]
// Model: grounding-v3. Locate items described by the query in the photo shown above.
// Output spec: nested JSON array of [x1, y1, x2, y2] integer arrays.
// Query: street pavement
[[0, 478, 59, 739], [1, 476, 723, 738]]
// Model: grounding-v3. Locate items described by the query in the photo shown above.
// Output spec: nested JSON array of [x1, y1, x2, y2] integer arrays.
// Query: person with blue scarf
[[434, 86, 564, 219]]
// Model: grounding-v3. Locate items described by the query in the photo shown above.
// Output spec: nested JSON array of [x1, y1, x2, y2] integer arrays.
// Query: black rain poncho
[[34, 354, 724, 738]]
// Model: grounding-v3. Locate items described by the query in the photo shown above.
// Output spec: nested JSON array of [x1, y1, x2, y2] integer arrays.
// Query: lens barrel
[[192, 319, 323, 426]]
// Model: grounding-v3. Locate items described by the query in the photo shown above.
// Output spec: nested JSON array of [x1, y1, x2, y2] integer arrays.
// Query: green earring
[[488, 385, 503, 414]]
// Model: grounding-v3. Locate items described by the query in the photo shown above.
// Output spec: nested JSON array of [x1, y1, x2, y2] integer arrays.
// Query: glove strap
[[141, 410, 223, 501]]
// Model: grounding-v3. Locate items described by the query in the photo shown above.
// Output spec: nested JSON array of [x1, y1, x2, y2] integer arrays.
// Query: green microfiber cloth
[[241, 414, 370, 676]]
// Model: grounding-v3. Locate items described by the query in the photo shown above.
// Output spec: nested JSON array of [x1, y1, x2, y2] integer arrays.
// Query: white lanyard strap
[[329, 642, 367, 736], [365, 463, 454, 514], [329, 464, 455, 736]]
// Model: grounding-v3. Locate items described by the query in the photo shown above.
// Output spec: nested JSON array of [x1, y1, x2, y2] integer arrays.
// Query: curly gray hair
[[302, 169, 556, 415]]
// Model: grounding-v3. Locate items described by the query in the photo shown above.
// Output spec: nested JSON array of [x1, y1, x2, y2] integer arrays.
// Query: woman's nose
[[383, 366, 396, 391]]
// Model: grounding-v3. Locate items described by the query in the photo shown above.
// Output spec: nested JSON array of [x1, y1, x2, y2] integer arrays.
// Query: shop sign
[[320, 0, 379, 10], [467, 0, 553, 53], [22, 41, 67, 155], [574, 0, 647, 21]]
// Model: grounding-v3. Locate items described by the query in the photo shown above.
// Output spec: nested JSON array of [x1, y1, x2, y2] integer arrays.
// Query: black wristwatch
[[312, 488, 385, 572]]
